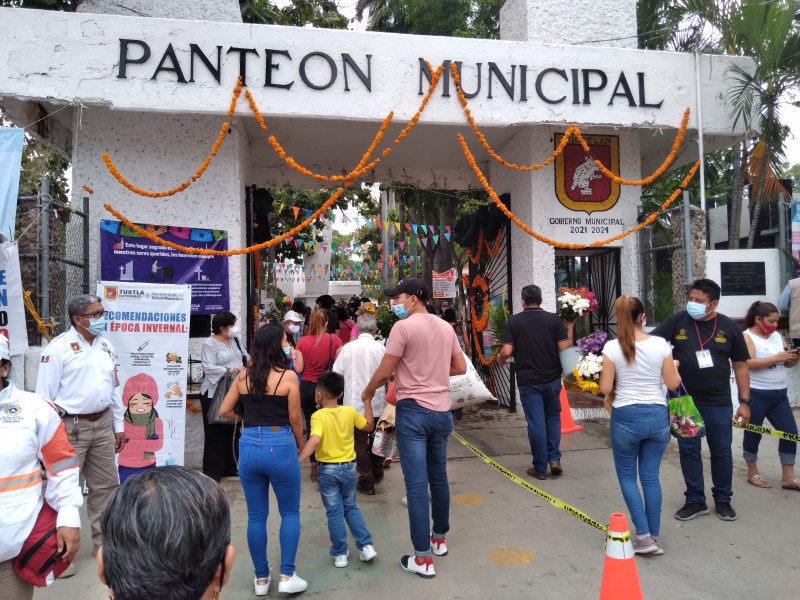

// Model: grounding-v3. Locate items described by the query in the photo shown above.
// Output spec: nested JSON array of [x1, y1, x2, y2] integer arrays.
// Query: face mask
[[288, 324, 301, 334], [227, 326, 240, 337], [392, 297, 412, 320], [87, 317, 107, 336], [283, 346, 292, 357], [686, 301, 709, 320], [758, 321, 778, 336]]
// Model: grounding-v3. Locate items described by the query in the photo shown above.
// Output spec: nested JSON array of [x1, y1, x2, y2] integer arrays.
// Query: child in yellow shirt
[[298, 371, 377, 567]]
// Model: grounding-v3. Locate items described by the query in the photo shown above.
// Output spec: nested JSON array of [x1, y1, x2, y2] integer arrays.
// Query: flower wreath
[[470, 274, 490, 333]]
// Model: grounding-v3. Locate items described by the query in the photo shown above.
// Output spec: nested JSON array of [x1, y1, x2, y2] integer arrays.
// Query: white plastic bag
[[450, 353, 497, 408]]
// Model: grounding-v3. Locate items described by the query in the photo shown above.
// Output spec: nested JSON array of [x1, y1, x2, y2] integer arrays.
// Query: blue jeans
[[677, 404, 733, 504], [610, 404, 671, 537], [518, 380, 563, 474], [395, 400, 453, 557], [742, 388, 798, 465], [317, 461, 372, 556], [238, 426, 301, 578]]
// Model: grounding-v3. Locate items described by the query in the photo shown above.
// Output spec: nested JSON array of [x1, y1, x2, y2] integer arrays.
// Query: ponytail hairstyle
[[743, 301, 778, 329], [615, 295, 645, 365]]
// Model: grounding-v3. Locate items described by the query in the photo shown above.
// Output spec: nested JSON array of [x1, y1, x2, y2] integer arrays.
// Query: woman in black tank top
[[218, 323, 308, 594]]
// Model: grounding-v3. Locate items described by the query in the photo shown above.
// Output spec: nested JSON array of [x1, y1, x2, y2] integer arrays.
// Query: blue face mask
[[283, 347, 292, 357], [87, 317, 107, 336], [392, 297, 412, 320], [686, 301, 709, 320]]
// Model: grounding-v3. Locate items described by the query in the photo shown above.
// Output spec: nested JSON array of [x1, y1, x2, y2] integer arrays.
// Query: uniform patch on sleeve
[[41, 355, 50, 363]]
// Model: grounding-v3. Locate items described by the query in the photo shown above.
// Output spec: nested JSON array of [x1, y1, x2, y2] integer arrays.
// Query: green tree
[[782, 163, 800, 191], [240, 0, 348, 28]]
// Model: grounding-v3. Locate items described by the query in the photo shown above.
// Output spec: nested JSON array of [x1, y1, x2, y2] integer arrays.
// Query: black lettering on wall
[[117, 39, 151, 79], [226, 47, 259, 86], [581, 69, 607, 104], [608, 72, 636, 106], [637, 72, 664, 108], [189, 44, 222, 84], [299, 52, 337, 90], [535, 68, 567, 104], [419, 59, 451, 97], [456, 62, 482, 99], [571, 69, 580, 104], [487, 63, 515, 100], [342, 53, 372, 92], [519, 65, 528, 102], [151, 43, 187, 83], [264, 49, 294, 90]]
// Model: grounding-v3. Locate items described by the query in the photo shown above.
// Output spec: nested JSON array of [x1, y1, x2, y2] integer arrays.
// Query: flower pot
[[559, 347, 580, 377]]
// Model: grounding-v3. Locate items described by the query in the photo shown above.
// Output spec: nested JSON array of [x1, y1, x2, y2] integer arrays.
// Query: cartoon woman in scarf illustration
[[118, 373, 164, 483]]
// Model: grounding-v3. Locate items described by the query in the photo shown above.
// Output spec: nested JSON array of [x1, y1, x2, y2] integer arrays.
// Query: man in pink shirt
[[362, 278, 466, 579]]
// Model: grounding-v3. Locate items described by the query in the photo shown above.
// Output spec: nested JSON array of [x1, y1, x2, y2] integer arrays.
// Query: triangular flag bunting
[[444, 233, 451, 241], [433, 235, 439, 244], [421, 237, 428, 247], [292, 206, 300, 219]]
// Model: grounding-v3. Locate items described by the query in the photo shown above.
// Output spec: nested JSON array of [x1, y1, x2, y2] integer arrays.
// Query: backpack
[[13, 501, 74, 587]]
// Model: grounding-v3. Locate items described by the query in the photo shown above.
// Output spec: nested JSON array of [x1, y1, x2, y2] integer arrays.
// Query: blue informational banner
[[0, 127, 24, 241]]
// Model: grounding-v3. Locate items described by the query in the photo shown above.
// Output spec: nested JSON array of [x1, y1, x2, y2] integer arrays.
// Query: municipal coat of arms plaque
[[554, 134, 620, 214]]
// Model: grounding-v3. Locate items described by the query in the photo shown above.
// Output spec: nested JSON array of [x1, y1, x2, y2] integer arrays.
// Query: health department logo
[[104, 286, 118, 301]]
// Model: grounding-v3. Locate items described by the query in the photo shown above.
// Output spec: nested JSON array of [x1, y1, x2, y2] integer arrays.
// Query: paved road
[[38, 405, 798, 599]]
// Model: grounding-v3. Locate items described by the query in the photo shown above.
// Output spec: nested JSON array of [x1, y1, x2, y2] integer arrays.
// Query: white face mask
[[288, 324, 301, 334], [227, 326, 240, 337]]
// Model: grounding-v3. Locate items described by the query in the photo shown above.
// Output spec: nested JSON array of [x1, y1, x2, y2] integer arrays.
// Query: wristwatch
[[739, 398, 751, 406]]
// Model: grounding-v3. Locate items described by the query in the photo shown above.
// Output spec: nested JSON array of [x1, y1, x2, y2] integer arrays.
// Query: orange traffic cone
[[599, 513, 644, 600], [560, 384, 584, 433]]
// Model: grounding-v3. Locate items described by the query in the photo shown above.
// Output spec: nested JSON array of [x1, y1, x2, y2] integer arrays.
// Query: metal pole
[[694, 52, 706, 212], [683, 191, 693, 285], [82, 196, 90, 293], [778, 192, 787, 287], [40, 179, 51, 343]]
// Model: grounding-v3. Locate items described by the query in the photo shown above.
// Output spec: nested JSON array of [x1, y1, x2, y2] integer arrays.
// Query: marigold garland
[[227, 76, 244, 118], [473, 329, 497, 366], [450, 63, 691, 185], [470, 274, 490, 332], [457, 133, 699, 249], [186, 399, 203, 414], [81, 185, 94, 195], [467, 232, 484, 264], [245, 90, 267, 131], [484, 228, 503, 258], [103, 185, 346, 256]]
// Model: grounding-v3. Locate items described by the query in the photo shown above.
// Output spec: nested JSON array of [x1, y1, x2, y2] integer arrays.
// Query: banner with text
[[100, 219, 229, 315], [432, 268, 458, 299], [0, 127, 23, 241], [0, 242, 28, 355], [98, 281, 191, 471]]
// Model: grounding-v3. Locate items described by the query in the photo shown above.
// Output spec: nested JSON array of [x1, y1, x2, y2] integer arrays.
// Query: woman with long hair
[[296, 308, 343, 481], [219, 324, 307, 596], [599, 296, 681, 556], [741, 301, 800, 490]]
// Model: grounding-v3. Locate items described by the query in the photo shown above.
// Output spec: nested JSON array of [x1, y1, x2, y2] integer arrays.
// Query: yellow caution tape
[[452, 431, 608, 533], [733, 421, 800, 443]]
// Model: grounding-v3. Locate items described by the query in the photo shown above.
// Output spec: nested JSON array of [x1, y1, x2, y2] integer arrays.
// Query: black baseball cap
[[384, 277, 429, 301]]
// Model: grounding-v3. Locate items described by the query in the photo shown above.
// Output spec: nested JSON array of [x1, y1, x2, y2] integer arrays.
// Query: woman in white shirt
[[741, 301, 800, 491], [599, 296, 681, 556]]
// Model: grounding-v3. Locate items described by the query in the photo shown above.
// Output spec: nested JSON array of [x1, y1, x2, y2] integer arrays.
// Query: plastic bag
[[667, 387, 705, 438]]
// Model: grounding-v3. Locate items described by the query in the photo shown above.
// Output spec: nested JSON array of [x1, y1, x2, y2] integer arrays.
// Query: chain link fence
[[17, 183, 89, 345]]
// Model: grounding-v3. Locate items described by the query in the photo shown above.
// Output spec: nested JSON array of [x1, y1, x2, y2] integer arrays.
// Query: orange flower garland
[[245, 90, 267, 131], [458, 133, 699, 249], [470, 274, 490, 332], [266, 111, 391, 183], [227, 76, 244, 118], [473, 330, 497, 366], [81, 185, 94, 195], [467, 232, 484, 264], [103, 185, 346, 256], [484, 229, 503, 258], [570, 107, 691, 186], [186, 399, 202, 414]]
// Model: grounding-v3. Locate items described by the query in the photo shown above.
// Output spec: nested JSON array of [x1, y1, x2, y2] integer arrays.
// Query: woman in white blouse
[[200, 312, 249, 482], [599, 296, 681, 556]]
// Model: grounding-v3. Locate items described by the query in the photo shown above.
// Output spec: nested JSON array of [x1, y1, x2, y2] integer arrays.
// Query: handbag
[[13, 501, 73, 587], [208, 373, 236, 425], [667, 385, 705, 438], [233, 337, 247, 367]]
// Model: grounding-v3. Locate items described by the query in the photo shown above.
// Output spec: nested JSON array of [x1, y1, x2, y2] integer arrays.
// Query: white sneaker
[[400, 554, 435, 578], [359, 544, 377, 562], [334, 552, 349, 568], [59, 563, 77, 579], [430, 534, 448, 556], [254, 576, 270, 596], [278, 572, 308, 594]]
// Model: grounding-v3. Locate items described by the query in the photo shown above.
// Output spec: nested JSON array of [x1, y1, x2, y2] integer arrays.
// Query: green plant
[[375, 304, 398, 340], [487, 303, 508, 354]]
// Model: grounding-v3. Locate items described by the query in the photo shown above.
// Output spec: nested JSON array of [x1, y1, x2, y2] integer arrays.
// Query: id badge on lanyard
[[694, 317, 717, 369]]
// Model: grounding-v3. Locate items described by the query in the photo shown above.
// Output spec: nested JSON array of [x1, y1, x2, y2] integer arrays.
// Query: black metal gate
[[459, 204, 515, 411]]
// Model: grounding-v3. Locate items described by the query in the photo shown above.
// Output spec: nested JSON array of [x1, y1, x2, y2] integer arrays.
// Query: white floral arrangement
[[576, 352, 603, 381], [557, 287, 596, 321]]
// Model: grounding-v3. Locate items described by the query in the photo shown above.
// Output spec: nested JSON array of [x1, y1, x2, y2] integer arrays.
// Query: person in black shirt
[[316, 294, 340, 336], [651, 278, 750, 522], [499, 284, 574, 480]]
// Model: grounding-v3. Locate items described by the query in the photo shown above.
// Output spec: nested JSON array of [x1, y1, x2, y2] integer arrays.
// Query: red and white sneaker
[[430, 534, 448, 556], [400, 554, 435, 578]]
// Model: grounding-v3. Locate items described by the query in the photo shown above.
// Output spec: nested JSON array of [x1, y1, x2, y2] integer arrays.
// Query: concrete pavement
[[38, 404, 798, 599]]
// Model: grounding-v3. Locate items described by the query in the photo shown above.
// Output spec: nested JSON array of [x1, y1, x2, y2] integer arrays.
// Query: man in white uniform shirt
[[36, 294, 125, 566], [333, 313, 386, 495]]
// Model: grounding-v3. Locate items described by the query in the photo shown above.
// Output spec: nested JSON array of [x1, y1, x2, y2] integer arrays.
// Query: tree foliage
[[240, 0, 348, 28]]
